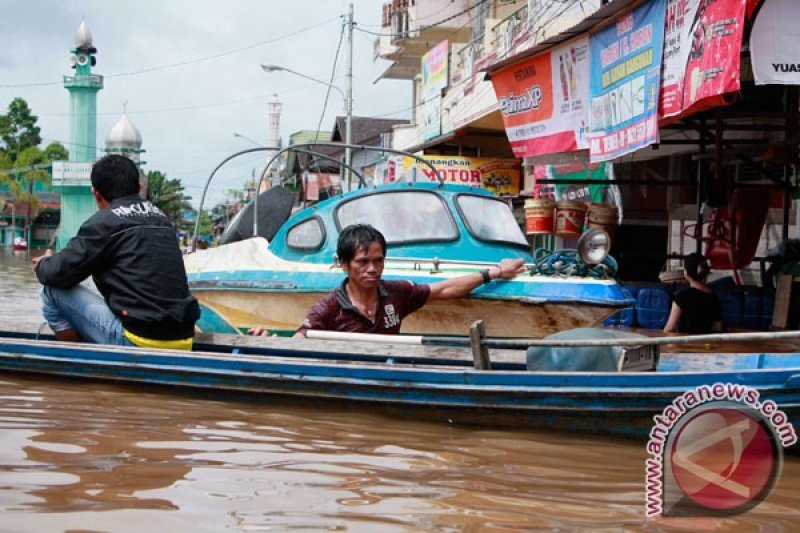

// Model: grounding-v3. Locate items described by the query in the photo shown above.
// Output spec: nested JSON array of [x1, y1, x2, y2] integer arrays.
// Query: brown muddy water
[[1, 249, 799, 532]]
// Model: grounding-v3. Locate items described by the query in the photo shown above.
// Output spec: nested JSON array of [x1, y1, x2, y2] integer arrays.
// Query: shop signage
[[750, 0, 800, 85], [588, 0, 665, 162], [660, 0, 746, 119], [381, 155, 521, 196], [421, 40, 449, 141], [52, 161, 92, 187], [491, 37, 590, 158]]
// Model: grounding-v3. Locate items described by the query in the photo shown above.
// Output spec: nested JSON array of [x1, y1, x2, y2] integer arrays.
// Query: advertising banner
[[421, 40, 449, 141], [660, 0, 746, 119], [382, 155, 521, 196], [751, 0, 800, 85], [588, 0, 666, 162], [530, 162, 620, 205], [491, 37, 590, 158]]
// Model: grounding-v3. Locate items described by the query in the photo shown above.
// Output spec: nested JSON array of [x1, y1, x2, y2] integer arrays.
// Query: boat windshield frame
[[333, 189, 460, 245], [454, 193, 530, 248]]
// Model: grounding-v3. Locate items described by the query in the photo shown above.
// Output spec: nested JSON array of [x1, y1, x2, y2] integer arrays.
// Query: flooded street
[[1, 249, 799, 532]]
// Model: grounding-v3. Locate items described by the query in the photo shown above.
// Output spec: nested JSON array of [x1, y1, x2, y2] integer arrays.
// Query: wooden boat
[[0, 329, 798, 441], [186, 181, 629, 337]]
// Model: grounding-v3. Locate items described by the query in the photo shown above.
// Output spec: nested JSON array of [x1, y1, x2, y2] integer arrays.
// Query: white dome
[[105, 113, 142, 149], [75, 21, 93, 49]]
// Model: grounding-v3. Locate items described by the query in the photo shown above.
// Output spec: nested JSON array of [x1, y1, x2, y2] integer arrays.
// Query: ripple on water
[[0, 250, 45, 331]]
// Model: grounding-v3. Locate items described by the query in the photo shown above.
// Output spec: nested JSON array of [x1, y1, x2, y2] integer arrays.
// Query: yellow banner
[[393, 155, 521, 196]]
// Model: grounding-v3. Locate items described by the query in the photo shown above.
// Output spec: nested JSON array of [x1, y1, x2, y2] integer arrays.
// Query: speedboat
[[185, 181, 630, 337]]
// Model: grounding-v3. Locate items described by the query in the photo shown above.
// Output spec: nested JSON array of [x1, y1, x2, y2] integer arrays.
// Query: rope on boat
[[529, 248, 618, 278]]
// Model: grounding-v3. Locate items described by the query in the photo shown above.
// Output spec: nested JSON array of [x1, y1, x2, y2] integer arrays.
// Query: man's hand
[[248, 326, 271, 337], [490, 257, 526, 280], [31, 249, 53, 271]]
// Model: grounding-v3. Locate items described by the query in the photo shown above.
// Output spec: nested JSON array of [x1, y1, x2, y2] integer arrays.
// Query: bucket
[[524, 198, 555, 235], [554, 200, 588, 238], [587, 202, 619, 237]]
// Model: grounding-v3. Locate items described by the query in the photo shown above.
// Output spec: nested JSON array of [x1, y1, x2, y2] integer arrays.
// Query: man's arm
[[34, 220, 107, 288], [427, 258, 525, 302]]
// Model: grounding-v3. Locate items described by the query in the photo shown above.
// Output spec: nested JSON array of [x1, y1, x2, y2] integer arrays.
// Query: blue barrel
[[718, 289, 744, 329], [743, 291, 775, 330], [602, 311, 619, 327], [618, 287, 639, 327], [636, 287, 671, 329], [761, 293, 775, 330]]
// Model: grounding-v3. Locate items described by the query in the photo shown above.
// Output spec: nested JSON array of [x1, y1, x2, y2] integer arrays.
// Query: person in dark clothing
[[249, 224, 525, 338], [663, 252, 723, 334], [298, 224, 525, 337], [33, 154, 200, 349]]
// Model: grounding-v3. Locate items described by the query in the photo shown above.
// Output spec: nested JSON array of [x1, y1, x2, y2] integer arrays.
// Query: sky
[[0, 0, 411, 208]]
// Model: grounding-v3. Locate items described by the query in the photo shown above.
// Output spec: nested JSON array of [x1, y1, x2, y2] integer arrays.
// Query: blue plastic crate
[[636, 287, 671, 329]]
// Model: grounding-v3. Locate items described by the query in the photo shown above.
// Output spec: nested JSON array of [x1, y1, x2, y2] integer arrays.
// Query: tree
[[146, 169, 192, 226], [43, 141, 68, 162], [0, 97, 42, 161]]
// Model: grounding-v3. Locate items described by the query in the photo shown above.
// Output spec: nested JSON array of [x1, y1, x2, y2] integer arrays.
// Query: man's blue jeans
[[41, 285, 134, 346]]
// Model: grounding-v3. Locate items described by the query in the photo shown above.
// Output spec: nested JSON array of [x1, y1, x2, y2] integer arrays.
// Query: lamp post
[[232, 131, 263, 147], [261, 63, 353, 189]]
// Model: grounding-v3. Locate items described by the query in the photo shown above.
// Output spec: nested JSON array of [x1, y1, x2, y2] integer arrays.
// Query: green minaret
[[56, 21, 103, 249]]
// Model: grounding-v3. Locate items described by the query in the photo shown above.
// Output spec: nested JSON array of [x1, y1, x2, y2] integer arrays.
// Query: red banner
[[660, 0, 747, 121], [490, 37, 590, 158]]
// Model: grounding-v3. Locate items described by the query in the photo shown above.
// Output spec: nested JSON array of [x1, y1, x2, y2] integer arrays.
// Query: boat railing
[[307, 326, 800, 371], [309, 327, 800, 349]]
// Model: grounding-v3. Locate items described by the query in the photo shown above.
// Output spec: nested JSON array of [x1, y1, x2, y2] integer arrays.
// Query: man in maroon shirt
[[251, 224, 525, 337]]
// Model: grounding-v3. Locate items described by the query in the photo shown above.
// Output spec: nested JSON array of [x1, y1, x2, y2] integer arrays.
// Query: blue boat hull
[[0, 334, 798, 441]]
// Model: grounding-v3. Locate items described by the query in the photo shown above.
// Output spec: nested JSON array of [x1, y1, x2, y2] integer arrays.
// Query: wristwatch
[[480, 268, 493, 284]]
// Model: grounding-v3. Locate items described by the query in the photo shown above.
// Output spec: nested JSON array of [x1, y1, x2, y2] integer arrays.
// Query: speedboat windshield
[[336, 190, 458, 244], [456, 194, 529, 246]]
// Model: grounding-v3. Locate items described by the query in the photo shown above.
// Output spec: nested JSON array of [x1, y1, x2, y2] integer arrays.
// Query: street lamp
[[260, 63, 353, 189], [232, 131, 263, 148]]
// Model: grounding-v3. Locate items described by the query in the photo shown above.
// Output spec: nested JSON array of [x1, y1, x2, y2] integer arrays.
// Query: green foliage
[[43, 141, 68, 162], [146, 169, 193, 226], [197, 209, 212, 236], [0, 97, 42, 161]]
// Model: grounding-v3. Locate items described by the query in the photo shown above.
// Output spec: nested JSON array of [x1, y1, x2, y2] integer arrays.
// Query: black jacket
[[36, 195, 200, 340]]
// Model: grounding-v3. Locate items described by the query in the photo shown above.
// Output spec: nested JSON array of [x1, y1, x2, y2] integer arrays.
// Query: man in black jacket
[[33, 154, 200, 349]]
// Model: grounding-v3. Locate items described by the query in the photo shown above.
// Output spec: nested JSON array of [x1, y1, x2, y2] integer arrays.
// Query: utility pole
[[345, 3, 354, 191]]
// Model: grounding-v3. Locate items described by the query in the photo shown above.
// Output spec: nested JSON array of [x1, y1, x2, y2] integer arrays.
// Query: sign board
[[587, 0, 666, 162], [421, 40, 449, 141], [660, 0, 746, 118], [491, 37, 590, 158], [751, 0, 800, 85], [52, 161, 92, 187], [381, 155, 521, 196]]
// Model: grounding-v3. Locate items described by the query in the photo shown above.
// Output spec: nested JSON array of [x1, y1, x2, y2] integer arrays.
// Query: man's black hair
[[684, 252, 710, 282], [91, 154, 141, 201], [337, 224, 387, 263]]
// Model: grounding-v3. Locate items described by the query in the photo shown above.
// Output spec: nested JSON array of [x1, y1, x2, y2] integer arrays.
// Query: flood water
[[1, 249, 799, 532]]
